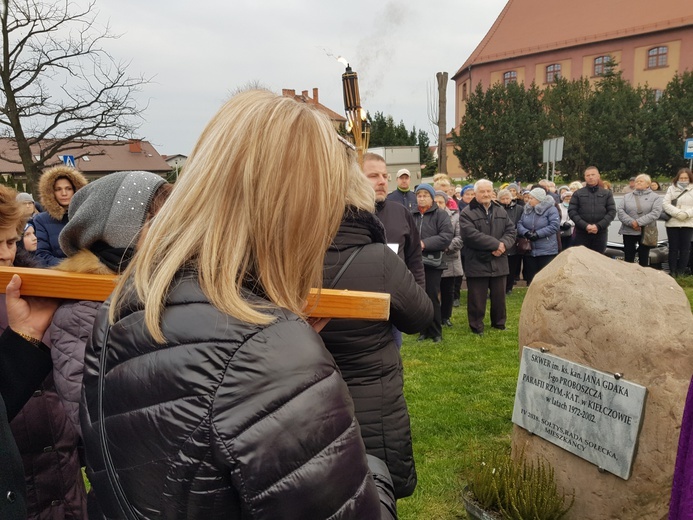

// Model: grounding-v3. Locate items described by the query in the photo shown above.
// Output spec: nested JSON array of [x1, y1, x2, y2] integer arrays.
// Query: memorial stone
[[514, 246, 693, 520]]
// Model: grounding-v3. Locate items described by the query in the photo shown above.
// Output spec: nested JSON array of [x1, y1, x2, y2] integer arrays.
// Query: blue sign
[[685, 139, 693, 159], [60, 155, 76, 167]]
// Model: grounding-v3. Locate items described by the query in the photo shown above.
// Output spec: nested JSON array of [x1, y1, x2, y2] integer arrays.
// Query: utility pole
[[436, 72, 448, 174]]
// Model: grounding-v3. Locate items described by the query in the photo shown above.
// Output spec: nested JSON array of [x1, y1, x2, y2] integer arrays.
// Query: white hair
[[474, 179, 493, 191]]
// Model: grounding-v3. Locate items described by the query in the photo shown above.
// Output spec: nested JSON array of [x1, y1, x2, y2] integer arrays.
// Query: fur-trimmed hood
[[54, 249, 115, 275], [38, 165, 88, 221]]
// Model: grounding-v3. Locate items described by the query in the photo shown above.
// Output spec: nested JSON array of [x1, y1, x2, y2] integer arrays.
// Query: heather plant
[[466, 449, 574, 520]]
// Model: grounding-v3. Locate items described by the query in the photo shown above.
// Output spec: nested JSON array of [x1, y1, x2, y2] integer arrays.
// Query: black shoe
[[444, 319, 453, 327], [417, 334, 427, 342], [452, 299, 460, 307], [431, 336, 442, 343], [471, 329, 484, 336], [492, 325, 506, 330]]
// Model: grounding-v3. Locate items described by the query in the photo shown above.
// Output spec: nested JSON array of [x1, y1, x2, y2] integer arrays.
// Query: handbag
[[661, 187, 691, 221], [633, 195, 658, 247], [422, 250, 443, 268], [641, 222, 658, 247], [515, 237, 532, 255]]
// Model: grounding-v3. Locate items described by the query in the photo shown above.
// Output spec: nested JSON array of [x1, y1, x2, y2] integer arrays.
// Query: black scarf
[[90, 241, 135, 274]]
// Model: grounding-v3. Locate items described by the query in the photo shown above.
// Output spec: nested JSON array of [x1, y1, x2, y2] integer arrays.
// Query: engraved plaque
[[512, 347, 647, 479]]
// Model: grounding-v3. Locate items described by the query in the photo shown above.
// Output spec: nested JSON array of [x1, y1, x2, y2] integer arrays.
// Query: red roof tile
[[454, 0, 693, 78], [0, 138, 171, 175]]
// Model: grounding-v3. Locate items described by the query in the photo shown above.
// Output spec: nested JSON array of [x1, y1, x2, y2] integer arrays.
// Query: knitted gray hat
[[59, 171, 166, 257], [16, 192, 35, 203], [529, 187, 547, 202]]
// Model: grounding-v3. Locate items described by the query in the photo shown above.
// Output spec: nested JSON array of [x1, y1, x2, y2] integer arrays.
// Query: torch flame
[[337, 56, 349, 67], [360, 107, 367, 121]]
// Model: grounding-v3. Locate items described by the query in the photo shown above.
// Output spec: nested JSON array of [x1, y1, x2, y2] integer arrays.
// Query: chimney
[[302, 90, 309, 100], [128, 139, 142, 153], [281, 89, 295, 98], [313, 88, 319, 104]]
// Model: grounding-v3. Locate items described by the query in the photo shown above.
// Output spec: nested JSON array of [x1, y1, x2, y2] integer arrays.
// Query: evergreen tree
[[584, 69, 649, 179], [543, 77, 592, 178], [453, 81, 547, 182], [648, 71, 693, 176]]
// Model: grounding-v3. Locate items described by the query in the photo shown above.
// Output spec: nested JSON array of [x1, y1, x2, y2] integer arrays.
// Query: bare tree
[[0, 0, 148, 192]]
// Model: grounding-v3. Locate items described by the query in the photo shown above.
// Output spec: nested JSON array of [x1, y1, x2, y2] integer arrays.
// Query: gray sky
[[97, 0, 507, 155]]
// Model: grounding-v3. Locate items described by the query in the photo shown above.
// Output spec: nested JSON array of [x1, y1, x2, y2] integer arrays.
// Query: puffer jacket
[[568, 184, 616, 233], [81, 272, 396, 519], [517, 198, 561, 257], [34, 166, 88, 267], [2, 251, 87, 520], [0, 327, 53, 520], [617, 188, 662, 236], [441, 208, 463, 278], [321, 209, 433, 499], [459, 199, 516, 278], [663, 184, 693, 228], [49, 250, 114, 437]]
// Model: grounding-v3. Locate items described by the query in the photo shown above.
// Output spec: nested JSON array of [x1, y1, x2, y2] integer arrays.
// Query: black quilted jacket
[[80, 271, 394, 519], [321, 209, 433, 499]]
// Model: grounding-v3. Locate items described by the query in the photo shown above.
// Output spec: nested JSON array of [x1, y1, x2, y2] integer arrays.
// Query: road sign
[[684, 139, 693, 159], [60, 155, 76, 168], [543, 137, 564, 163]]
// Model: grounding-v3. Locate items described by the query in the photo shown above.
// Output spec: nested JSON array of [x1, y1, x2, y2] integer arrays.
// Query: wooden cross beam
[[0, 267, 390, 321]]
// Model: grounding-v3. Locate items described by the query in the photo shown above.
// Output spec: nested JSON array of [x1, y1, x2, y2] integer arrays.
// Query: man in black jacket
[[568, 166, 616, 254], [459, 180, 516, 335], [1, 274, 58, 520], [364, 153, 425, 289]]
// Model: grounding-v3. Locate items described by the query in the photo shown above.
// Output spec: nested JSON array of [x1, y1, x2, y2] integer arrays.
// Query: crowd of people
[[0, 88, 692, 519]]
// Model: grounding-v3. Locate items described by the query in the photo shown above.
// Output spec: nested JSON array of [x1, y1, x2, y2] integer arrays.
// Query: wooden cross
[[0, 267, 390, 321]]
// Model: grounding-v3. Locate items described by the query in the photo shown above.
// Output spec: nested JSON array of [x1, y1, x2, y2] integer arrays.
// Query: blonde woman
[[617, 173, 662, 267], [80, 91, 396, 519]]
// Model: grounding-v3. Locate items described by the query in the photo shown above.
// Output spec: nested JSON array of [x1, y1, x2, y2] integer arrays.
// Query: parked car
[[604, 195, 668, 270]]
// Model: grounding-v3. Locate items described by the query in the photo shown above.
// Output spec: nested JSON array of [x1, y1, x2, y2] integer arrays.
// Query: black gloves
[[526, 231, 539, 241], [560, 222, 571, 230]]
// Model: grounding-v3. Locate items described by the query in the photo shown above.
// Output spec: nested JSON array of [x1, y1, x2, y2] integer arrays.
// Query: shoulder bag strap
[[98, 326, 139, 520], [328, 245, 364, 289]]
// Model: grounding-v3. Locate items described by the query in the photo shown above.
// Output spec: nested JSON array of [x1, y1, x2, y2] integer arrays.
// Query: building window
[[462, 83, 468, 101], [503, 71, 517, 86], [648, 46, 668, 68], [654, 89, 663, 101], [593, 56, 612, 76], [546, 64, 561, 83]]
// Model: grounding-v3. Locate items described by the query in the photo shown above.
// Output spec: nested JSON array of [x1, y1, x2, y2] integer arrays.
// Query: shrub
[[466, 449, 574, 520]]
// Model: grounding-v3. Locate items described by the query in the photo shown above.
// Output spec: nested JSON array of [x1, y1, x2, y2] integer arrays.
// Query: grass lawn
[[397, 282, 693, 520]]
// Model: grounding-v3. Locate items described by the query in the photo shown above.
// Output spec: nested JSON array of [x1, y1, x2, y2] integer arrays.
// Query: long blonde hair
[[110, 90, 356, 342]]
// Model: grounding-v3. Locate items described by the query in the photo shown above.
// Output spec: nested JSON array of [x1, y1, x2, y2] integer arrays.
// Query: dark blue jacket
[[387, 189, 417, 212], [33, 211, 68, 267]]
